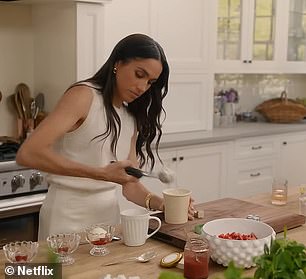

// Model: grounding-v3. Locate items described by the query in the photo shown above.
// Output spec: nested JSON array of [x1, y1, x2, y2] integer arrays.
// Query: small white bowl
[[202, 218, 276, 268]]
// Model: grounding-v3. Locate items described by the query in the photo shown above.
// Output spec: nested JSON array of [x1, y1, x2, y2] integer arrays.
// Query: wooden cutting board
[[149, 198, 306, 249]]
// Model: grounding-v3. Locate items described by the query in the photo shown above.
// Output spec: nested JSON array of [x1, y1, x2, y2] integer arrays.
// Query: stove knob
[[11, 174, 26, 192], [30, 172, 44, 190]]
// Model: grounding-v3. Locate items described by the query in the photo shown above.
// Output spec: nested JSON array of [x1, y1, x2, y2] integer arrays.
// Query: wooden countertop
[[1, 187, 305, 279]]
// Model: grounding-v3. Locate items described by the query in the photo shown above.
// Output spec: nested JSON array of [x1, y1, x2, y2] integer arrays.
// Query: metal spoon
[[125, 166, 175, 184], [102, 250, 157, 266]]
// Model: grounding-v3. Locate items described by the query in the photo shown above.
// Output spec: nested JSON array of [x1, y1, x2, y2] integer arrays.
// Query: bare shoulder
[[64, 84, 94, 103], [55, 84, 95, 117]]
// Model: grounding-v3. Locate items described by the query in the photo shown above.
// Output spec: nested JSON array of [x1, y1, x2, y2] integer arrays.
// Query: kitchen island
[[0, 187, 305, 279]]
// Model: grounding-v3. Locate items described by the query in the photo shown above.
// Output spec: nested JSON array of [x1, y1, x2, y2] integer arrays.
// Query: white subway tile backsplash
[[215, 74, 306, 114]]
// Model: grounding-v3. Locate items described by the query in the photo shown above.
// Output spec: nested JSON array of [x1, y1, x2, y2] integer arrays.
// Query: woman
[[16, 33, 194, 239]]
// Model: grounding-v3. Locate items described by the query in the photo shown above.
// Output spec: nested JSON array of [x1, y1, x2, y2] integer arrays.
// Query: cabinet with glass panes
[[282, 0, 306, 72], [208, 0, 284, 73]]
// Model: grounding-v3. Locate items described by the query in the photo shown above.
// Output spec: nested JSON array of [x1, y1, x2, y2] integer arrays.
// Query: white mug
[[120, 208, 161, 247], [162, 188, 191, 224]]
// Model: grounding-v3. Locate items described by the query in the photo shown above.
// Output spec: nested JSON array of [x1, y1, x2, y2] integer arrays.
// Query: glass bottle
[[299, 186, 306, 216], [184, 234, 209, 279]]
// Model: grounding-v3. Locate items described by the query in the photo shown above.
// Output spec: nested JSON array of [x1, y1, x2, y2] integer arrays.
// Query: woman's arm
[[123, 128, 195, 218], [16, 86, 137, 185], [122, 128, 164, 210]]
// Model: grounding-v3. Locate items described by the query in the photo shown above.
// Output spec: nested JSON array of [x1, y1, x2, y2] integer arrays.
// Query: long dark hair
[[84, 33, 169, 169]]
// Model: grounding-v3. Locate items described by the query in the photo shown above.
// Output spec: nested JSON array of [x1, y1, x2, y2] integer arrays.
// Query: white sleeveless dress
[[38, 84, 135, 240]]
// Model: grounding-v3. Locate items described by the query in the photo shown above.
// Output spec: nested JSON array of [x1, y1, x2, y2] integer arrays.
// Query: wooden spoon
[[13, 93, 23, 119], [35, 92, 45, 112], [15, 83, 32, 119], [16, 90, 27, 119]]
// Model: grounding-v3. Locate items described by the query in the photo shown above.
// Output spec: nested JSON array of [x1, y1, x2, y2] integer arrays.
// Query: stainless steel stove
[[0, 142, 48, 245], [0, 161, 48, 199], [0, 142, 48, 199]]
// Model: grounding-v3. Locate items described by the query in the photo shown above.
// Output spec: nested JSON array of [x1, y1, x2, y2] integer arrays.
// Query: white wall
[[32, 3, 76, 112], [0, 3, 77, 138], [0, 5, 34, 137]]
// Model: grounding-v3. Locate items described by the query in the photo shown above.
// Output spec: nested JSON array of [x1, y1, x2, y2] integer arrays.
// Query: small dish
[[47, 233, 81, 265], [3, 241, 39, 263], [85, 223, 115, 256]]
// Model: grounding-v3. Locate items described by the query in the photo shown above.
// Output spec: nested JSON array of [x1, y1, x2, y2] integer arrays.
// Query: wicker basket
[[255, 91, 306, 123]]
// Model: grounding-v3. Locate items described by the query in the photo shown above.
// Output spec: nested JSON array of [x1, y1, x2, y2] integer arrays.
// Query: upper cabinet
[[208, 0, 284, 73], [150, 0, 210, 74], [209, 0, 306, 73], [150, 0, 213, 132], [281, 0, 306, 72]]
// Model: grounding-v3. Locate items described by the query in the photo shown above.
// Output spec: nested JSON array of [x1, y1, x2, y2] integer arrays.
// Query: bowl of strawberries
[[201, 218, 276, 268]]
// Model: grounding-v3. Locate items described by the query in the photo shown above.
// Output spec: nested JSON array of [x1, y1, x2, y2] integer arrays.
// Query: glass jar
[[184, 235, 209, 279]]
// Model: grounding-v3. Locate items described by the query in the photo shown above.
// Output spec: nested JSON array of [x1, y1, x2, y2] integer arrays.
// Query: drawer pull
[[250, 172, 261, 177], [251, 146, 262, 150]]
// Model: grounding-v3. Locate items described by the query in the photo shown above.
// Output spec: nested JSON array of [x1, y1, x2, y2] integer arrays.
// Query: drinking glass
[[85, 223, 115, 256], [271, 178, 288, 205]]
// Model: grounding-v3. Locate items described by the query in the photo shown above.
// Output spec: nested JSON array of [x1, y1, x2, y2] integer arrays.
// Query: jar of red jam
[[184, 235, 209, 279]]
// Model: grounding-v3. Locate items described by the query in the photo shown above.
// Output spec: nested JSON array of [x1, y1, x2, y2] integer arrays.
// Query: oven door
[[0, 194, 45, 248]]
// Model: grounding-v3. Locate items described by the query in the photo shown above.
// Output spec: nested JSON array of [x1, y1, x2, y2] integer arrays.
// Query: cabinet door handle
[[250, 172, 261, 177], [179, 156, 184, 161], [172, 157, 177, 162], [248, 60, 252, 63], [243, 60, 248, 63], [251, 146, 262, 150], [283, 141, 287, 145]]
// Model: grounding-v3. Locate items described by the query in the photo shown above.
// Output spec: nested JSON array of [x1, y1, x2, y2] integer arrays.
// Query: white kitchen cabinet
[[230, 136, 279, 197], [208, 0, 284, 73], [149, 0, 210, 74], [234, 135, 280, 160], [174, 143, 229, 203], [278, 132, 306, 187], [278, 0, 306, 73], [162, 73, 214, 133], [231, 158, 277, 198]]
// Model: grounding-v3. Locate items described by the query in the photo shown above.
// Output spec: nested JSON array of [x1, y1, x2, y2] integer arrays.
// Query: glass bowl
[[47, 233, 81, 265], [85, 223, 115, 256], [3, 241, 39, 263]]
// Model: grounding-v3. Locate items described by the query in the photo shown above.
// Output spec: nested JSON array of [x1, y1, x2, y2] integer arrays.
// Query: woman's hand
[[102, 160, 139, 184]]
